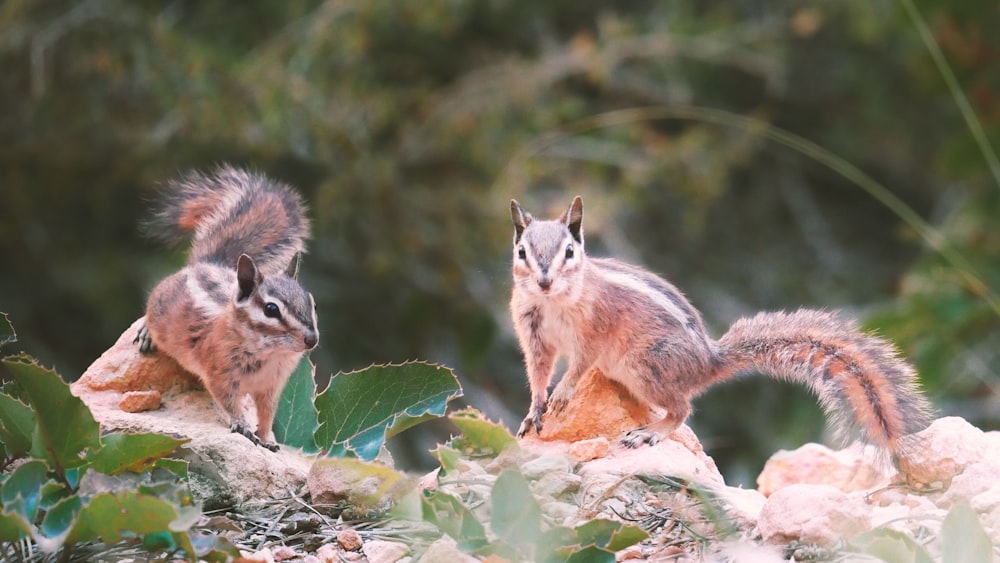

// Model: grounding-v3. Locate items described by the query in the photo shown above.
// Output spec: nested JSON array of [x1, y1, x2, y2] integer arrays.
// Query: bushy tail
[[715, 309, 933, 452], [148, 166, 310, 274]]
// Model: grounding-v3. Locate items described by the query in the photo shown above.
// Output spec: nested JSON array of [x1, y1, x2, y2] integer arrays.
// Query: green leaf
[[941, 504, 993, 563], [565, 545, 615, 563], [430, 444, 462, 474], [3, 354, 101, 472], [66, 490, 187, 544], [448, 407, 517, 455], [850, 528, 934, 563], [0, 392, 35, 456], [315, 361, 463, 461], [0, 511, 32, 542], [491, 470, 543, 550], [273, 355, 319, 452], [0, 313, 15, 349], [421, 489, 488, 552], [39, 495, 82, 539], [85, 432, 188, 476], [1, 460, 48, 521], [573, 519, 648, 552], [152, 457, 190, 480]]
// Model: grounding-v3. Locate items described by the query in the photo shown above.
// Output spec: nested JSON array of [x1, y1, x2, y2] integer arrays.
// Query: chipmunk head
[[234, 253, 319, 353], [510, 196, 585, 298]]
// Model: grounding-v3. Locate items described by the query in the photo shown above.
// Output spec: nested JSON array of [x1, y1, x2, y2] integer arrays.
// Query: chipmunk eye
[[264, 302, 281, 319], [518, 245, 526, 260], [565, 243, 574, 259]]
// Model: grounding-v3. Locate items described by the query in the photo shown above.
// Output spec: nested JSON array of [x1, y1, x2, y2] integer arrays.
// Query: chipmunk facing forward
[[135, 166, 319, 451], [509, 196, 933, 456]]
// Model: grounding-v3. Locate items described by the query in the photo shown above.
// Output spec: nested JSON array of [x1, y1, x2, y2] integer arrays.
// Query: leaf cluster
[[0, 315, 234, 561]]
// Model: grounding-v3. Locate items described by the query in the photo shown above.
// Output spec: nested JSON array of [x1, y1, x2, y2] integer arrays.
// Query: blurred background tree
[[1, 0, 997, 486]]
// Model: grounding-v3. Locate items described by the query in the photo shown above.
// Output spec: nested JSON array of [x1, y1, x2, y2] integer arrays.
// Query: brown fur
[[509, 196, 933, 456], [138, 167, 318, 450]]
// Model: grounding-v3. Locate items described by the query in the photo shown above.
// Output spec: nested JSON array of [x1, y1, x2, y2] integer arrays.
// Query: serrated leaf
[[315, 361, 463, 461], [0, 392, 35, 456], [430, 444, 462, 473], [1, 460, 48, 521], [0, 313, 15, 349], [85, 432, 187, 475], [941, 504, 993, 563], [421, 489, 488, 552], [273, 355, 319, 452], [448, 407, 517, 455], [491, 470, 543, 550], [309, 458, 412, 514], [39, 494, 82, 539], [153, 458, 190, 480], [3, 354, 100, 472]]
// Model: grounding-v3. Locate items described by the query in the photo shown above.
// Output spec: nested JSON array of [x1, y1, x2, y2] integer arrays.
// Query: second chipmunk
[[509, 196, 933, 456], [136, 166, 319, 451]]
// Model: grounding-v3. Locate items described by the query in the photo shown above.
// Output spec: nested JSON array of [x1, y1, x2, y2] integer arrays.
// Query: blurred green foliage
[[1, 0, 998, 485]]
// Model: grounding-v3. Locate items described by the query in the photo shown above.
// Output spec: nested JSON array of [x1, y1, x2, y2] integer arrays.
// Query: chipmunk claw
[[231, 422, 280, 452], [133, 323, 156, 354], [621, 426, 660, 448], [517, 404, 547, 437]]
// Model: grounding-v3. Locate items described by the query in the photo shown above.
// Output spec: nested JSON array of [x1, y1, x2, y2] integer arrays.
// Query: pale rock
[[272, 545, 297, 561], [757, 442, 887, 496], [542, 500, 579, 525], [307, 460, 399, 510], [417, 535, 479, 563], [520, 453, 574, 479], [315, 543, 340, 563], [579, 432, 724, 485], [361, 540, 409, 563], [337, 529, 363, 551], [302, 556, 322, 563], [72, 368, 310, 510], [897, 417, 987, 487], [568, 437, 610, 462], [939, 459, 1000, 507], [758, 485, 871, 546], [972, 486, 1000, 514], [712, 485, 767, 526], [240, 547, 275, 563], [118, 389, 162, 413], [616, 546, 644, 560], [532, 470, 583, 498]]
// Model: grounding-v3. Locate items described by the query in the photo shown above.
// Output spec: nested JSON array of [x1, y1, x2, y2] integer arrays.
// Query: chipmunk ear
[[285, 252, 301, 279], [563, 196, 584, 244], [236, 254, 262, 302], [510, 199, 533, 243]]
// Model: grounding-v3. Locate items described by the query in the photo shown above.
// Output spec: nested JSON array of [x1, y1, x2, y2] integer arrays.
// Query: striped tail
[[148, 165, 310, 274], [715, 309, 933, 452]]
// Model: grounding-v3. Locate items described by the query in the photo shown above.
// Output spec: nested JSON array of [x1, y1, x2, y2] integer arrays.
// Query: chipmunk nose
[[304, 332, 318, 349], [537, 277, 552, 291]]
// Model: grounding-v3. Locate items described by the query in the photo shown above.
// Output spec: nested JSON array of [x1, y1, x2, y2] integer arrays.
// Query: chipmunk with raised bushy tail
[[135, 166, 319, 451], [509, 196, 933, 456]]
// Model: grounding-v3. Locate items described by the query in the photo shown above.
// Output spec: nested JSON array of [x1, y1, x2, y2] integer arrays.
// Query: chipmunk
[[509, 196, 933, 457], [134, 166, 319, 451]]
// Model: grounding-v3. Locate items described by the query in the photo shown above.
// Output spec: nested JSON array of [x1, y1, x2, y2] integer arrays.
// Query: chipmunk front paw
[[231, 422, 279, 452], [133, 323, 156, 354], [516, 403, 547, 437], [621, 426, 660, 448]]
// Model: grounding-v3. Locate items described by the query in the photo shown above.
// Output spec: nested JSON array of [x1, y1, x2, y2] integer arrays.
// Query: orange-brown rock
[[119, 389, 162, 413], [73, 316, 199, 396], [756, 443, 888, 497]]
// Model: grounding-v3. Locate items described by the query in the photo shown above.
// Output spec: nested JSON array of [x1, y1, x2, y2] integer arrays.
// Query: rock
[[119, 389, 162, 413], [417, 536, 479, 563], [272, 545, 297, 561], [528, 368, 658, 442], [361, 540, 409, 563], [315, 544, 340, 563], [75, 316, 200, 395], [307, 459, 408, 516], [939, 458, 1000, 507], [568, 437, 610, 462], [337, 529, 363, 552], [897, 417, 990, 488], [71, 323, 310, 509], [758, 484, 871, 546], [757, 442, 888, 496], [520, 453, 574, 479], [578, 426, 723, 485], [532, 470, 582, 498], [239, 547, 275, 563]]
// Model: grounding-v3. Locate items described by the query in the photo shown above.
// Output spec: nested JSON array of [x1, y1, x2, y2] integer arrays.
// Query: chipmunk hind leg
[[620, 398, 691, 448]]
